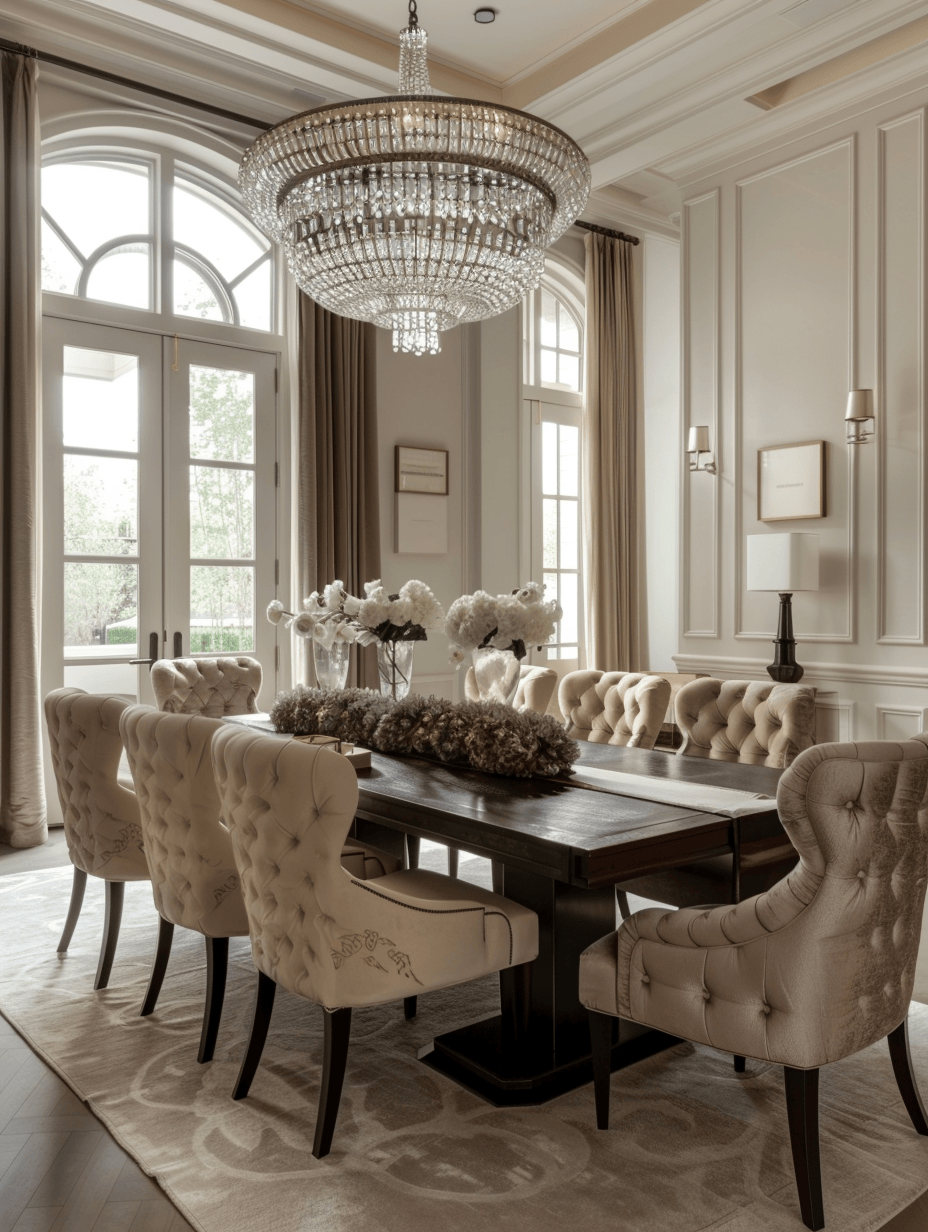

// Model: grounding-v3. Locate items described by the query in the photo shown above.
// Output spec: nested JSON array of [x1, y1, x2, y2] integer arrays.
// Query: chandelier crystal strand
[[240, 2, 590, 356]]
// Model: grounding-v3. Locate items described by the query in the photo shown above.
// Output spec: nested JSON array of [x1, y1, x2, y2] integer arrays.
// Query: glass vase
[[312, 640, 350, 690], [377, 641, 414, 700], [470, 646, 521, 706]]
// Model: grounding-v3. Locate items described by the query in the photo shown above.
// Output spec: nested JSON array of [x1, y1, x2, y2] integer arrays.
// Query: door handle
[[129, 631, 160, 670], [173, 631, 183, 657]]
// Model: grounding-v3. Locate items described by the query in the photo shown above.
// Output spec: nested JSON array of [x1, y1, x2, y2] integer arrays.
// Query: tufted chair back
[[559, 670, 671, 749], [464, 663, 558, 715], [602, 737, 928, 1070], [675, 677, 815, 768], [44, 688, 149, 882], [151, 656, 262, 717], [212, 725, 519, 1010], [119, 706, 249, 938]]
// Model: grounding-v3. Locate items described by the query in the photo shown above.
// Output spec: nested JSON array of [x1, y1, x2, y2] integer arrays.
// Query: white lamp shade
[[688, 425, 710, 453], [845, 389, 874, 422], [747, 532, 819, 592]]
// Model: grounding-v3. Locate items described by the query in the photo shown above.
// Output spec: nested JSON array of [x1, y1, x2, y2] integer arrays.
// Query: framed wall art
[[757, 440, 825, 522], [395, 446, 448, 495]]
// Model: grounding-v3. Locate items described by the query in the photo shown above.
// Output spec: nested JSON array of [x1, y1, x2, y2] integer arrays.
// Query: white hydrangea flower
[[291, 611, 316, 638], [266, 600, 286, 625]]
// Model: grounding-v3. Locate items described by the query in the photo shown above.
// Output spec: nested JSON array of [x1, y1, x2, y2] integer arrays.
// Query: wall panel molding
[[680, 188, 721, 639], [876, 704, 928, 739], [814, 699, 855, 743], [673, 653, 928, 690], [876, 108, 925, 645]]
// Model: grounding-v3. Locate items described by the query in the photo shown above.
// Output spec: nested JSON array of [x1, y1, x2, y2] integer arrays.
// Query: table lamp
[[746, 532, 819, 683]]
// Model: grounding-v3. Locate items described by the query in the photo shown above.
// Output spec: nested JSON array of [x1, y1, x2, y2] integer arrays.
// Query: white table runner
[[567, 765, 779, 819]]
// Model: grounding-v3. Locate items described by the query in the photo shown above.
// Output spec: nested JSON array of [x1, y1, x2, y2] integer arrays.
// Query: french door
[[41, 318, 278, 798]]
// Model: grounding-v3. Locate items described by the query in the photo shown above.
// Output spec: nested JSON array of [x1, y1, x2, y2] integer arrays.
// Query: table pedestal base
[[419, 1015, 679, 1106]]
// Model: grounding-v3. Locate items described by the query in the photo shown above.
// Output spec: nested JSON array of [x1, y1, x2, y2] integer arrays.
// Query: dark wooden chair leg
[[57, 867, 88, 953], [784, 1066, 825, 1231], [94, 881, 125, 990], [615, 889, 631, 920], [588, 1010, 615, 1130], [447, 847, 459, 878], [734, 1055, 746, 1073], [233, 972, 277, 1099], [500, 962, 532, 1051], [403, 996, 417, 1020], [491, 861, 504, 895], [888, 1019, 928, 1135], [140, 917, 175, 1017], [406, 834, 420, 870], [312, 1007, 352, 1160], [198, 936, 229, 1064]]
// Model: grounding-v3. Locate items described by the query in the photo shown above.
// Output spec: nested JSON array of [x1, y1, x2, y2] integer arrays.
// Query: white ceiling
[[2, 0, 928, 229]]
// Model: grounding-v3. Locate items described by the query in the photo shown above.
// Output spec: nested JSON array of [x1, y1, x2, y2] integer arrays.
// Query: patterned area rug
[[2, 862, 928, 1232]]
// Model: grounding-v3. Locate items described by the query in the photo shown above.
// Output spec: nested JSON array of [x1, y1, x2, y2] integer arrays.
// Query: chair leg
[[588, 1010, 615, 1131], [406, 834, 420, 870], [500, 962, 532, 1050], [94, 881, 125, 990], [140, 917, 175, 1017], [734, 1055, 746, 1073], [403, 996, 417, 1020], [491, 861, 504, 895], [198, 936, 229, 1064], [615, 889, 631, 920], [784, 1066, 825, 1231], [447, 847, 459, 878], [233, 972, 277, 1100], [57, 867, 87, 953], [887, 1019, 928, 1135], [312, 1007, 352, 1160]]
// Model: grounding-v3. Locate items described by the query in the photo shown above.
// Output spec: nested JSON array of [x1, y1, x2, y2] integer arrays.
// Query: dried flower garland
[[270, 686, 579, 779]]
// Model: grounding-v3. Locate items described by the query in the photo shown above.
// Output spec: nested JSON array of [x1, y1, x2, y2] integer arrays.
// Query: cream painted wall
[[675, 84, 928, 740]]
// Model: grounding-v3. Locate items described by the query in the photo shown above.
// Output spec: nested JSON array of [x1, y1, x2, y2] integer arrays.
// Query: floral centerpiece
[[347, 579, 445, 699], [445, 582, 562, 705], [266, 581, 359, 689]]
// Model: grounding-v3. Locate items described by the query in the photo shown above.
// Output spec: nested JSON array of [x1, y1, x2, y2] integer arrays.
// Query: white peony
[[266, 600, 286, 625], [291, 611, 317, 638]]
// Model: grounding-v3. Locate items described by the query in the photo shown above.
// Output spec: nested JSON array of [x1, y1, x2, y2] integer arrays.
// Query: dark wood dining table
[[350, 740, 787, 1106]]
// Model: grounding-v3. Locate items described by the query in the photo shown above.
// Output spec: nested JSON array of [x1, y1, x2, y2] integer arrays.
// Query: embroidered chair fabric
[[211, 723, 539, 1158], [151, 656, 263, 717], [558, 670, 670, 750], [675, 678, 816, 768], [464, 663, 558, 715], [43, 688, 151, 989], [580, 737, 928, 1230]]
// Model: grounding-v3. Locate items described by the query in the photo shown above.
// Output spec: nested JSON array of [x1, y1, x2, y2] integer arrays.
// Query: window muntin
[[539, 289, 582, 393]]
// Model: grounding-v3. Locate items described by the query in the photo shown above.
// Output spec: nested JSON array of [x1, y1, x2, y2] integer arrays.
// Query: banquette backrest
[[558, 670, 671, 750], [674, 678, 816, 769]]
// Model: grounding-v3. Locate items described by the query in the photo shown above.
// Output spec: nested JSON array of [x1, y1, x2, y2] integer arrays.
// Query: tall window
[[524, 271, 584, 667]]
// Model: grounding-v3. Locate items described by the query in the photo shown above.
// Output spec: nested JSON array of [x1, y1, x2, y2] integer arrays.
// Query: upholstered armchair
[[464, 663, 558, 715], [151, 656, 263, 717], [559, 670, 671, 749], [119, 706, 403, 1063], [44, 688, 151, 989], [580, 738, 928, 1230], [211, 724, 539, 1159], [615, 679, 817, 916]]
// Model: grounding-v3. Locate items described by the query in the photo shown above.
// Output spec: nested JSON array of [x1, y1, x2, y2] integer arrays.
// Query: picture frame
[[757, 440, 825, 522], [394, 446, 448, 495]]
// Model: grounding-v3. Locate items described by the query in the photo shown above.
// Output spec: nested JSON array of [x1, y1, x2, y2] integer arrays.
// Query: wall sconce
[[845, 389, 874, 444], [687, 425, 716, 473]]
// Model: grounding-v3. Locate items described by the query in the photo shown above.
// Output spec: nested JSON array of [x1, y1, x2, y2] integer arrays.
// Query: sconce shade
[[845, 389, 874, 422], [747, 532, 819, 592], [687, 425, 710, 453]]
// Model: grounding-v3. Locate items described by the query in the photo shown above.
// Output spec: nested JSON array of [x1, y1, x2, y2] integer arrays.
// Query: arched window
[[523, 262, 585, 671], [41, 154, 274, 330]]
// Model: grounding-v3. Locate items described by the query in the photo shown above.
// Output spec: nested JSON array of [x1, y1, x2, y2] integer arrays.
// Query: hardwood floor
[[2, 838, 927, 1232]]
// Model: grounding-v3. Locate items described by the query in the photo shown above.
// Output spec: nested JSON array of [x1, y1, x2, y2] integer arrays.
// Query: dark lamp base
[[766, 592, 805, 685]]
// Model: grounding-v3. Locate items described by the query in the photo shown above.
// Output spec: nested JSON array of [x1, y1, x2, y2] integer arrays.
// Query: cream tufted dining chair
[[151, 656, 263, 717], [211, 724, 539, 1159], [580, 737, 928, 1230], [675, 678, 816, 768], [559, 670, 671, 749], [464, 663, 558, 715], [44, 688, 152, 989], [119, 706, 403, 1062]]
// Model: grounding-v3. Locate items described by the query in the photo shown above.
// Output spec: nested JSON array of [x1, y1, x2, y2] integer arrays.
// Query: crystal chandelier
[[240, 0, 590, 355]]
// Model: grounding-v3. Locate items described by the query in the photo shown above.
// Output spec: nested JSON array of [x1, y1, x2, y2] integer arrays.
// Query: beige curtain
[[0, 52, 46, 847], [297, 294, 381, 689], [582, 231, 639, 672]]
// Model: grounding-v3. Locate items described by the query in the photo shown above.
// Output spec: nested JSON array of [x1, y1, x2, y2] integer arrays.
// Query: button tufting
[[761, 1004, 771, 1015], [858, 870, 867, 880], [702, 989, 711, 1001], [640, 974, 650, 985], [845, 801, 856, 809]]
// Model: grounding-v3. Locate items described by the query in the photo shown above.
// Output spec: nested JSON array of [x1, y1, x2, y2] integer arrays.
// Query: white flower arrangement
[[445, 582, 562, 664], [265, 582, 359, 651], [268, 578, 445, 651]]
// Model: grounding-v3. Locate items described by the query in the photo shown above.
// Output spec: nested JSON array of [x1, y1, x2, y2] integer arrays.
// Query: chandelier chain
[[407, 1, 418, 29]]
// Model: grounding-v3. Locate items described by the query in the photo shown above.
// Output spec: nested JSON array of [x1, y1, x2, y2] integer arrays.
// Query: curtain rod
[[574, 219, 640, 246], [0, 36, 274, 131]]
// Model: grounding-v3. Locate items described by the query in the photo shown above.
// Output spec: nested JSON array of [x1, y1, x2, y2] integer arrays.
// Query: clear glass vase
[[312, 640, 350, 690], [377, 640, 415, 700], [471, 646, 521, 706]]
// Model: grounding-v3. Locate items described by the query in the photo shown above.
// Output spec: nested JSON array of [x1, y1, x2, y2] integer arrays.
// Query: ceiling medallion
[[240, 0, 590, 355]]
